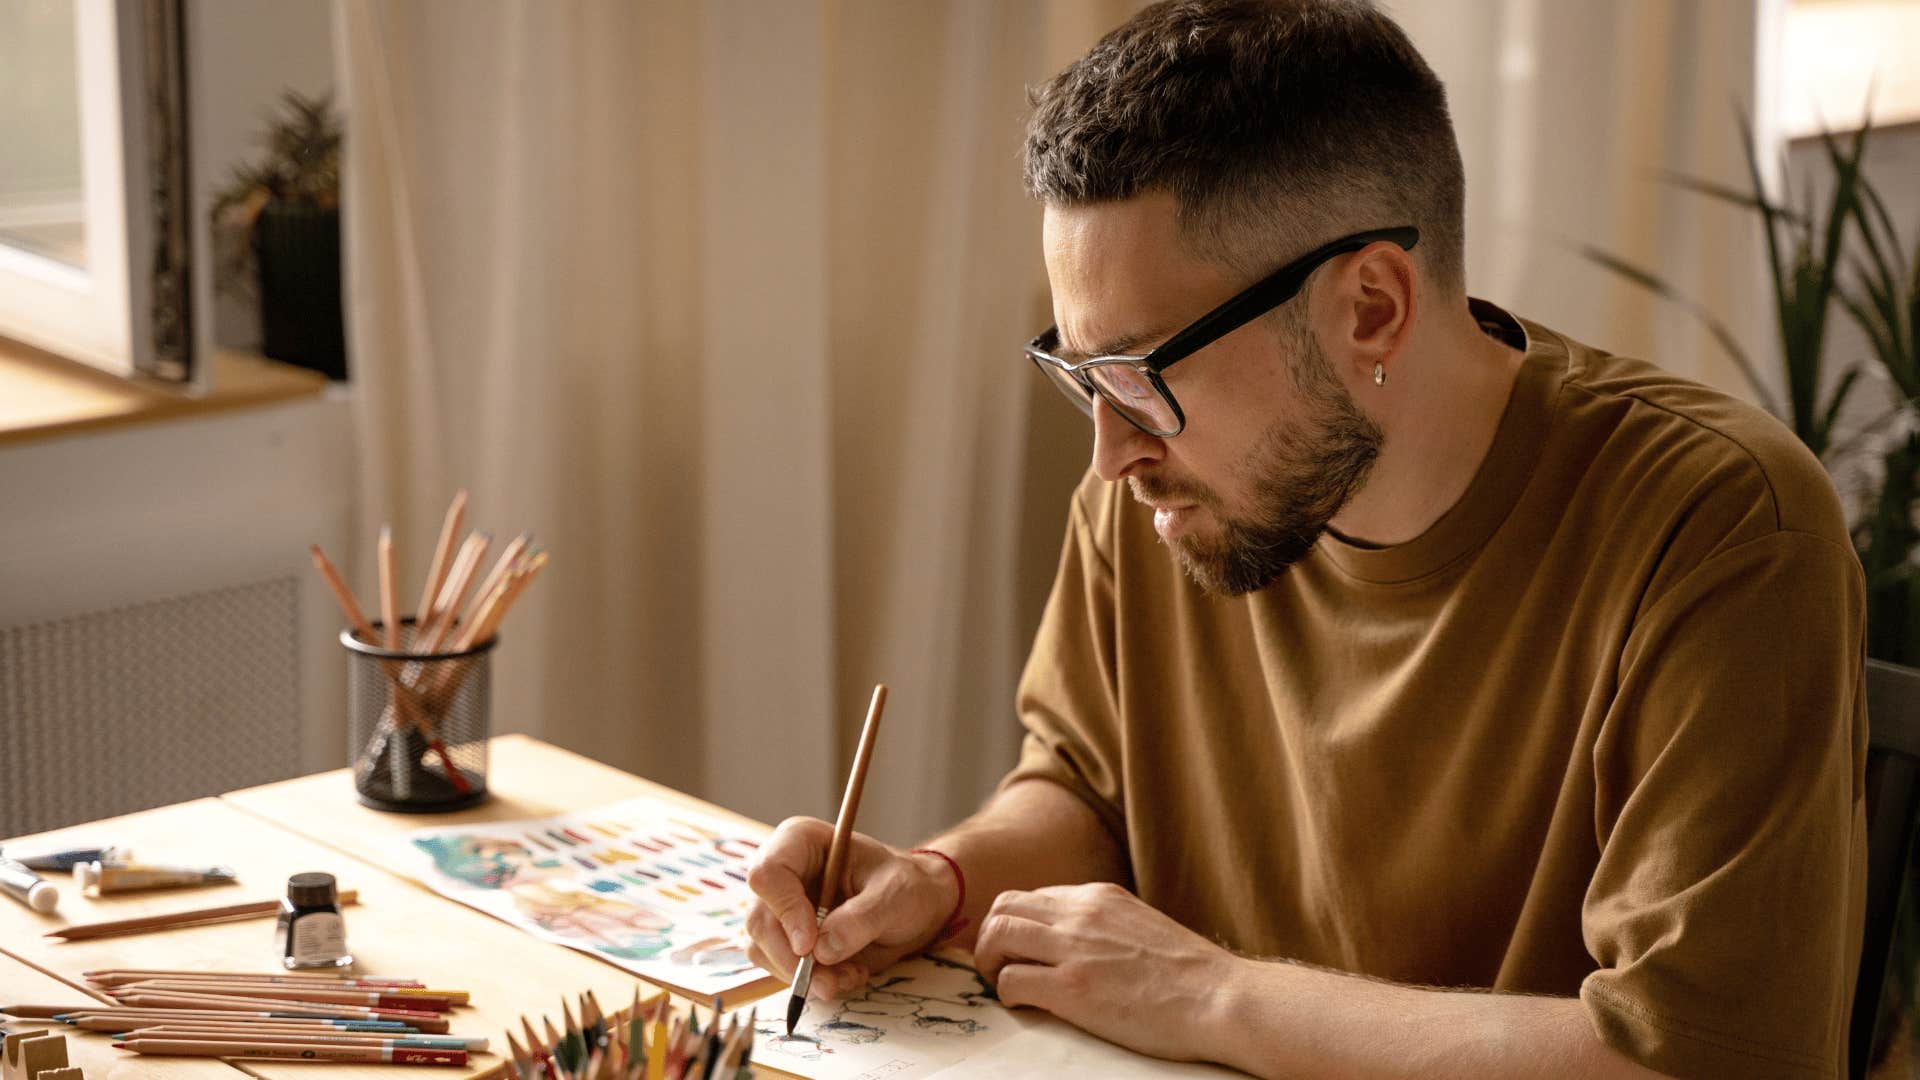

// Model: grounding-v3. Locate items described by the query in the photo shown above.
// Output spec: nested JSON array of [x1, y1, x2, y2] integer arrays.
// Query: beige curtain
[[1394, 0, 1771, 401], [338, 0, 1126, 842]]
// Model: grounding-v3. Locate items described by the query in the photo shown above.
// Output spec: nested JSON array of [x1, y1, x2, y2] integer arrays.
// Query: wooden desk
[[1, 738, 783, 1078]]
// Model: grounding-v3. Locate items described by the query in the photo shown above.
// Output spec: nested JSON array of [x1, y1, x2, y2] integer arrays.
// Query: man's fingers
[[745, 899, 800, 977], [746, 940, 793, 983], [807, 960, 869, 1001], [747, 816, 834, 952], [993, 962, 1061, 1012], [813, 877, 908, 965], [984, 887, 1062, 926], [974, 913, 1064, 986]]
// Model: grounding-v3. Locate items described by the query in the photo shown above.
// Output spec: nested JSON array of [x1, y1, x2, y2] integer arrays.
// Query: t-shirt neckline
[[1314, 298, 1568, 586]]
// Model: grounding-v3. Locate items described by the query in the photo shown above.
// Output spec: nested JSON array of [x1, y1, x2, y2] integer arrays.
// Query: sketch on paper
[[750, 953, 1019, 1080], [399, 797, 771, 996]]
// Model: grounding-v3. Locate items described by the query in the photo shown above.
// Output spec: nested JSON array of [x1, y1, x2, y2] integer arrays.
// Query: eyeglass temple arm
[[1142, 226, 1419, 372]]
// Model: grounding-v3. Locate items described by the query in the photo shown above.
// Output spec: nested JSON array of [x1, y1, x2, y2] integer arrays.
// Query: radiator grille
[[0, 578, 304, 836]]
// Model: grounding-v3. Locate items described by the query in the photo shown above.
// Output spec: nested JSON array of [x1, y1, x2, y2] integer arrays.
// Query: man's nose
[[1090, 397, 1164, 482]]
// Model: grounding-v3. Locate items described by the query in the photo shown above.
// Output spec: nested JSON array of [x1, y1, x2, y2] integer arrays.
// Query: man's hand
[[744, 816, 960, 1000], [973, 881, 1238, 1063]]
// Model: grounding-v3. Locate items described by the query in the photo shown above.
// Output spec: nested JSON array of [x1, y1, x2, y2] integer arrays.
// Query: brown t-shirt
[[1005, 302, 1868, 1080]]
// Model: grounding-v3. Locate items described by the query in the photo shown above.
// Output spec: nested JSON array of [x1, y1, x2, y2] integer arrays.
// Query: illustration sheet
[[749, 953, 1238, 1080], [398, 796, 770, 996]]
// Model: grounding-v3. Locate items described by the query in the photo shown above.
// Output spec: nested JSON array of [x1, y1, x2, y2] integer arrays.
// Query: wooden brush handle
[[818, 685, 887, 911]]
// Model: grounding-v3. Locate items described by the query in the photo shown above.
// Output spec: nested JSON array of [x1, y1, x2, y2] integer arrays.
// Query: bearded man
[[745, 3, 1866, 1077]]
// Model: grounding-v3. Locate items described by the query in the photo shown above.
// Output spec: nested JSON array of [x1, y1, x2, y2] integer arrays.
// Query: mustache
[[1129, 471, 1215, 507]]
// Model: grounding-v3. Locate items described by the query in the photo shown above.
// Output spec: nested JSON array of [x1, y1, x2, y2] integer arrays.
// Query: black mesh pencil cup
[[342, 618, 493, 812]]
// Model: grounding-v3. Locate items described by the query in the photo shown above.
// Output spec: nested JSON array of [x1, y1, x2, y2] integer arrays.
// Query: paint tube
[[0, 845, 129, 872], [0, 853, 59, 912], [73, 861, 237, 894]]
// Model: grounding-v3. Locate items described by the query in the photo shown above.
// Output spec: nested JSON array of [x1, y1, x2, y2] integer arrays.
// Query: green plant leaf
[[1577, 244, 1781, 417], [1737, 110, 1794, 355], [1819, 366, 1863, 453], [1839, 282, 1907, 394], [1656, 170, 1804, 223]]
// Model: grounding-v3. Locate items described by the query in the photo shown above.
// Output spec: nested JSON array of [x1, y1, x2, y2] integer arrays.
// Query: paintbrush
[[788, 684, 889, 1034]]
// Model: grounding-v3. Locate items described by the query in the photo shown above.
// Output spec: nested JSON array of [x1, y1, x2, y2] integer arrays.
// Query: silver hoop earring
[[1373, 362, 1386, 387]]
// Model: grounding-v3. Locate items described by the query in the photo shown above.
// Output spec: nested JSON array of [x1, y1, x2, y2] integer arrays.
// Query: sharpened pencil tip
[[785, 992, 804, 1036]]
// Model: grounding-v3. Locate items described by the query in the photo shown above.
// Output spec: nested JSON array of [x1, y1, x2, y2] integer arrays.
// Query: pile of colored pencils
[[309, 489, 547, 795], [505, 990, 754, 1080], [3, 969, 479, 1067]]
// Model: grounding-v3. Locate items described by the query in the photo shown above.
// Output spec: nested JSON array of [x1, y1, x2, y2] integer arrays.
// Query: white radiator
[[0, 577, 304, 835]]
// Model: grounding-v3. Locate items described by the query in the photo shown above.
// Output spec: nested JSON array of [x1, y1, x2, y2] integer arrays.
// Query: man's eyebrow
[[1056, 322, 1182, 362]]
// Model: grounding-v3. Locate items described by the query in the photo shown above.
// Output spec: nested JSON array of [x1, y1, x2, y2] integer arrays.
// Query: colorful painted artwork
[[748, 953, 1241, 1080], [399, 797, 770, 996]]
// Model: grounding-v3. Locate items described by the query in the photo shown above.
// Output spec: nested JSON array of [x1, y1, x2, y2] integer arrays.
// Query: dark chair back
[[1852, 658, 1920, 1078]]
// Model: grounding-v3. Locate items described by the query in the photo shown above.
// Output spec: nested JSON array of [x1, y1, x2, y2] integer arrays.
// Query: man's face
[[1042, 194, 1382, 595]]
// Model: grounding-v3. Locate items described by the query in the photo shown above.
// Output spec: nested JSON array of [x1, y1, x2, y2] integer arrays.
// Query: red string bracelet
[[909, 848, 969, 945]]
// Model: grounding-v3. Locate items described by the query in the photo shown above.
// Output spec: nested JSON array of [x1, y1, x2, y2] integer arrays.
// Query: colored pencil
[[57, 1006, 410, 1022], [419, 532, 490, 650], [505, 1029, 534, 1079], [62, 1013, 415, 1034], [111, 990, 446, 1027], [1, 1004, 105, 1019], [46, 889, 360, 941], [461, 532, 530, 636], [379, 525, 400, 650], [112, 978, 456, 1001], [124, 1027, 485, 1050], [84, 969, 426, 988], [310, 542, 444, 752], [107, 980, 454, 1010], [416, 489, 469, 632], [117, 1037, 466, 1065]]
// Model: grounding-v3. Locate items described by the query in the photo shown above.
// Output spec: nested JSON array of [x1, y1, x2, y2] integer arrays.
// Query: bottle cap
[[26, 880, 57, 913], [286, 871, 339, 909], [73, 861, 99, 892]]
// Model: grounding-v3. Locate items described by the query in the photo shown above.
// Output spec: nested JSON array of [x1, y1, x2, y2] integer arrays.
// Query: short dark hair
[[1024, 0, 1466, 299]]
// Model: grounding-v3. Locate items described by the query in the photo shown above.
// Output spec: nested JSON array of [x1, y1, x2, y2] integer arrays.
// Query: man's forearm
[[1215, 960, 1673, 1080], [919, 778, 1127, 952]]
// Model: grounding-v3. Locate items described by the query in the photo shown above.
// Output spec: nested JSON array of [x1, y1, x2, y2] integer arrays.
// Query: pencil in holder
[[342, 618, 493, 812]]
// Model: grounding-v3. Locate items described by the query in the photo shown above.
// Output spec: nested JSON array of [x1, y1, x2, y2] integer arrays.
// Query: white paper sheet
[[748, 953, 1243, 1079]]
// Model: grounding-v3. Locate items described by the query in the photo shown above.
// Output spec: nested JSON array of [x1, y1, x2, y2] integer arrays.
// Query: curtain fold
[[1394, 0, 1768, 400]]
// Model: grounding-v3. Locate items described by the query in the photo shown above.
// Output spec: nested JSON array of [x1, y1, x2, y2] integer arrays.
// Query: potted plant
[[210, 89, 346, 380]]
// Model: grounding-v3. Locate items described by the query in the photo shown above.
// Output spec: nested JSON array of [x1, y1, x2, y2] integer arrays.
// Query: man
[[744, 2, 1867, 1077]]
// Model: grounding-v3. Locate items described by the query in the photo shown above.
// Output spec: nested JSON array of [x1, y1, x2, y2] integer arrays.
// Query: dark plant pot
[[255, 200, 347, 380]]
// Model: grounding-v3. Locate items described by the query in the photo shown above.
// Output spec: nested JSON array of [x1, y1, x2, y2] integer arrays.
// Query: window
[[0, 0, 192, 382], [1778, 0, 1920, 137]]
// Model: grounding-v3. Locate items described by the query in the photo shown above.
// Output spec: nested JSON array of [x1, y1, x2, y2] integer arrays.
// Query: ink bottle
[[277, 871, 353, 969]]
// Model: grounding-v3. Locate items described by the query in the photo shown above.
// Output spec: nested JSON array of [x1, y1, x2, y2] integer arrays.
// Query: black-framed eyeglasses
[[1025, 226, 1418, 437]]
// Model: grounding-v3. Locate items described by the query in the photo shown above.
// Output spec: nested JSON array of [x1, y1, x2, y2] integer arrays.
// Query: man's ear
[[1327, 241, 1417, 384]]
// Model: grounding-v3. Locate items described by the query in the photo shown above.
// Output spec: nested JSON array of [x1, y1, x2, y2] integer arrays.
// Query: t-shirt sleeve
[[1000, 485, 1129, 850], [1581, 530, 1867, 1080]]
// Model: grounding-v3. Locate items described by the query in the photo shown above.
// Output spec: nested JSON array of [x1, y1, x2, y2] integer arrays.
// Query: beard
[[1130, 336, 1384, 596]]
